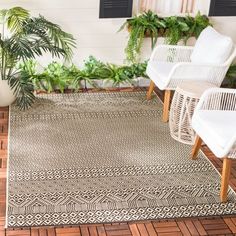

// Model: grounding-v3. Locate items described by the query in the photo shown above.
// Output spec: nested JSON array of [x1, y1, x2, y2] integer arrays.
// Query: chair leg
[[162, 90, 171, 123], [147, 80, 155, 100], [220, 158, 232, 203], [191, 136, 202, 160]]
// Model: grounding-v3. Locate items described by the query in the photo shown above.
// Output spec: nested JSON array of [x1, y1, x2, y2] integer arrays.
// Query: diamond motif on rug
[[7, 91, 236, 227]]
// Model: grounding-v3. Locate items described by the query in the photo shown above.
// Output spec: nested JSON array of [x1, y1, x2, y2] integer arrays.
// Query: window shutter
[[99, 0, 133, 18], [209, 0, 236, 16]]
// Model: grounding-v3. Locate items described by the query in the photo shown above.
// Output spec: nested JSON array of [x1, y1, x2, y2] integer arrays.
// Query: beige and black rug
[[7, 91, 236, 227]]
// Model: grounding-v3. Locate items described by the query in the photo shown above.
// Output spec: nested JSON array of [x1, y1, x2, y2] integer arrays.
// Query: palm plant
[[0, 7, 76, 109]]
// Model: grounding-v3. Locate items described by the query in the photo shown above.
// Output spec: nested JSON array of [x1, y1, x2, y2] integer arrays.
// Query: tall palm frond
[[9, 72, 35, 110], [0, 7, 30, 33], [0, 7, 76, 110], [22, 16, 76, 61]]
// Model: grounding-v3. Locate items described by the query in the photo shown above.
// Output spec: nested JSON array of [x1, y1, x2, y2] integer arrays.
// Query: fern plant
[[120, 11, 211, 63], [0, 7, 76, 109], [183, 12, 211, 43], [164, 16, 189, 44], [119, 11, 166, 63]]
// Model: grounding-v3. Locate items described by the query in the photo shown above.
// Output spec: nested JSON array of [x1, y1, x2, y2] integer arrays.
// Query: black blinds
[[99, 0, 133, 18], [209, 0, 236, 16]]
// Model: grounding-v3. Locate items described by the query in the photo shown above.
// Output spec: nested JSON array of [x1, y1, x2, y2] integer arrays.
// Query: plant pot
[[102, 80, 116, 88], [120, 78, 139, 88], [81, 79, 103, 89], [0, 79, 16, 107], [138, 77, 150, 87]]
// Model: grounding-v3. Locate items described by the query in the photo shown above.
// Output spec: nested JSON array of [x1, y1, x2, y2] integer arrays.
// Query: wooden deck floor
[[1, 88, 236, 236]]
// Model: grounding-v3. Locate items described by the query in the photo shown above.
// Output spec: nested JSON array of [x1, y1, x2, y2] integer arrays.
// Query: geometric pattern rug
[[7, 91, 236, 227]]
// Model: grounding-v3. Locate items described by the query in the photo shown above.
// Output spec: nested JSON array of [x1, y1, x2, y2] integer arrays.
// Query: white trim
[[5, 105, 11, 228]]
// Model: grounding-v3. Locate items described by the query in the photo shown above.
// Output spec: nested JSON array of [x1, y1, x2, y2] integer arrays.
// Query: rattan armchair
[[146, 26, 236, 122], [191, 88, 236, 202]]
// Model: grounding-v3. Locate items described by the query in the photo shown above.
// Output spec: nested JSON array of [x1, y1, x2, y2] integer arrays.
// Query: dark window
[[99, 0, 133, 18], [209, 0, 236, 16]]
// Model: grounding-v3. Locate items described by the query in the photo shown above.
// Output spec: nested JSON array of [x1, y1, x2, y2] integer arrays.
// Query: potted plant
[[0, 7, 76, 109]]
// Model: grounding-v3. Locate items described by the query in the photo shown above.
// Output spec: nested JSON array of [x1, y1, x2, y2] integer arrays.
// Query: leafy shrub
[[225, 64, 236, 87], [19, 57, 148, 93]]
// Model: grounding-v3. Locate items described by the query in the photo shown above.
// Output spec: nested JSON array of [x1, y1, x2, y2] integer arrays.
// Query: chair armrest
[[150, 45, 194, 63], [194, 87, 236, 111], [166, 62, 229, 88], [192, 87, 236, 158]]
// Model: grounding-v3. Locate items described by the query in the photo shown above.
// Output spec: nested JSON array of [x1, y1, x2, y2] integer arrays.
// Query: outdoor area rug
[[7, 91, 236, 227]]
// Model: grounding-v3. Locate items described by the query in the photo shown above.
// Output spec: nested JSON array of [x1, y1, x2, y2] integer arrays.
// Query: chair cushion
[[190, 26, 233, 64], [194, 110, 236, 149], [146, 61, 177, 90]]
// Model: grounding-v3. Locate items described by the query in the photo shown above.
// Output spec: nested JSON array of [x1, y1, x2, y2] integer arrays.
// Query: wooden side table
[[169, 82, 217, 145]]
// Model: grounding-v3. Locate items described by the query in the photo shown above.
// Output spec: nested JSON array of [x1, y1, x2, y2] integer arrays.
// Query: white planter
[[138, 77, 151, 87], [119, 78, 139, 88], [0, 79, 16, 107], [102, 80, 116, 88], [119, 81, 132, 88], [81, 79, 103, 89]]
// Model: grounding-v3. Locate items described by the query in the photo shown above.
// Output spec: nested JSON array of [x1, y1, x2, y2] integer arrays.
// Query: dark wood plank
[[56, 227, 81, 236], [6, 229, 31, 235], [184, 220, 199, 236], [81, 227, 90, 236], [192, 220, 207, 236], [97, 226, 106, 236], [48, 228, 56, 236], [144, 223, 157, 236], [224, 218, 236, 233], [136, 224, 148, 236], [129, 224, 140, 236], [89, 227, 98, 236], [105, 225, 129, 231], [176, 221, 191, 236]]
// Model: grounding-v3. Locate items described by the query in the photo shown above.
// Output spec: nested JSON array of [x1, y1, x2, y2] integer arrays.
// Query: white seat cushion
[[191, 26, 233, 64], [146, 61, 176, 90], [193, 110, 236, 149]]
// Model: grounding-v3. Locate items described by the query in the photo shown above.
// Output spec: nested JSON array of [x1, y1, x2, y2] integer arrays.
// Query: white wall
[[196, 0, 236, 43], [1, 0, 236, 66], [0, 0, 134, 66]]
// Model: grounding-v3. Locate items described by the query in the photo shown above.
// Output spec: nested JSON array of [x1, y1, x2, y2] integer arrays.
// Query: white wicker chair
[[146, 26, 236, 122], [191, 88, 236, 202]]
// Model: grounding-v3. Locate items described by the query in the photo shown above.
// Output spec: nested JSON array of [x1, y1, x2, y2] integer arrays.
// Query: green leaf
[[5, 7, 29, 33]]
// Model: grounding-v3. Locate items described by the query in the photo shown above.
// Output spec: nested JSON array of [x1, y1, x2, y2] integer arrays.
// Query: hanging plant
[[164, 16, 190, 44], [182, 12, 211, 43], [119, 10, 166, 64], [120, 11, 211, 63]]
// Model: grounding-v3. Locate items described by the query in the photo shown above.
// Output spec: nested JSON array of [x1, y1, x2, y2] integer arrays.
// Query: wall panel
[[0, 0, 131, 66], [0, 0, 235, 67]]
